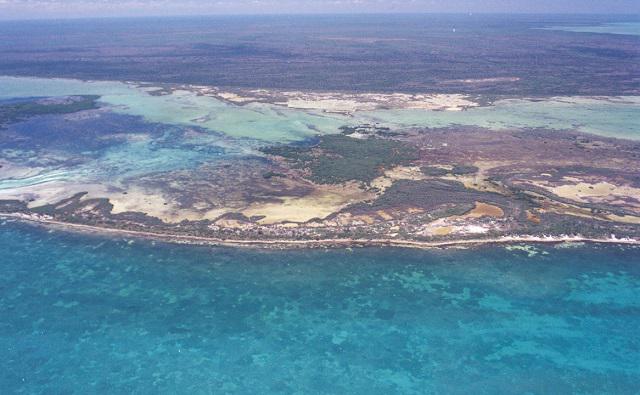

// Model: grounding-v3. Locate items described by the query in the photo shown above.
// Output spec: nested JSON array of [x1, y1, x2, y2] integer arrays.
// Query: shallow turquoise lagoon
[[359, 96, 640, 140], [2, 76, 640, 142], [0, 76, 347, 143], [1, 221, 639, 394]]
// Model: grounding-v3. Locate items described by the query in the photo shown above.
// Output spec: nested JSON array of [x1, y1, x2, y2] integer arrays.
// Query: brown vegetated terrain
[[4, 124, 640, 247]]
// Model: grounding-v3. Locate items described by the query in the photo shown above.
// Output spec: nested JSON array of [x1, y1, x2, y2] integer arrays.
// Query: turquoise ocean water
[[1, 221, 638, 394]]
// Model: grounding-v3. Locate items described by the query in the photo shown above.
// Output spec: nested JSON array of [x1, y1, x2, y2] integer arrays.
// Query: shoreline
[[2, 213, 639, 250]]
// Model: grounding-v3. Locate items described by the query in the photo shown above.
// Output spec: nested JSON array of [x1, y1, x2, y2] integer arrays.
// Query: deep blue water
[[1, 221, 639, 394]]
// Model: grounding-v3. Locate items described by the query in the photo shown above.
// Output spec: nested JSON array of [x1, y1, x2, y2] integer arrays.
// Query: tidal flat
[[1, 76, 640, 246], [3, 77, 640, 141]]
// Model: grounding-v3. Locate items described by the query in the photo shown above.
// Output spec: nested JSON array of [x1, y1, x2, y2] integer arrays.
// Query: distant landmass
[[0, 15, 638, 95]]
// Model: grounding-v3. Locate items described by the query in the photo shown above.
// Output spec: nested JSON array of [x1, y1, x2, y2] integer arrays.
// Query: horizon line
[[1, 11, 639, 23]]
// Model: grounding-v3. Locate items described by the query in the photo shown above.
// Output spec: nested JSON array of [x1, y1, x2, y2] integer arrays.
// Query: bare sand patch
[[376, 210, 394, 221], [370, 165, 426, 192], [109, 186, 193, 223], [419, 217, 492, 237], [384, 166, 425, 181], [284, 98, 365, 114], [444, 161, 511, 194], [608, 214, 640, 224], [463, 202, 505, 218], [216, 92, 259, 104], [543, 204, 606, 221], [213, 218, 247, 228], [353, 215, 376, 225], [279, 92, 478, 114], [526, 210, 542, 224], [370, 176, 394, 191], [537, 180, 640, 209], [202, 86, 480, 114], [0, 180, 109, 208], [109, 186, 236, 223], [242, 183, 373, 225], [432, 226, 454, 236], [0, 176, 240, 224]]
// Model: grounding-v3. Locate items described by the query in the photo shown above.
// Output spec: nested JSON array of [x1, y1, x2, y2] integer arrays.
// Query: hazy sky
[[0, 0, 639, 20]]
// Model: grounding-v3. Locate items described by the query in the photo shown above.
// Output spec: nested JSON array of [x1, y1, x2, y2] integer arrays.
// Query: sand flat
[[242, 183, 373, 225], [541, 181, 640, 209]]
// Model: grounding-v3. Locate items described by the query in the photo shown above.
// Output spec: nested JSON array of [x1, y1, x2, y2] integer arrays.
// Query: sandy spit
[[2, 213, 639, 251]]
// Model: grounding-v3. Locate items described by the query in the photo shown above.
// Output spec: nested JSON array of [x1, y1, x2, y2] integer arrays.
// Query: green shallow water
[[2, 76, 640, 142], [1, 221, 639, 394], [0, 76, 346, 143], [358, 96, 640, 140]]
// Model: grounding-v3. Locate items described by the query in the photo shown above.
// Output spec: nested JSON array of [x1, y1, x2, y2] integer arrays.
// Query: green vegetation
[[262, 134, 418, 184], [0, 95, 100, 127], [262, 171, 287, 179], [451, 165, 479, 175], [421, 166, 449, 176], [421, 164, 479, 177], [361, 179, 509, 217]]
